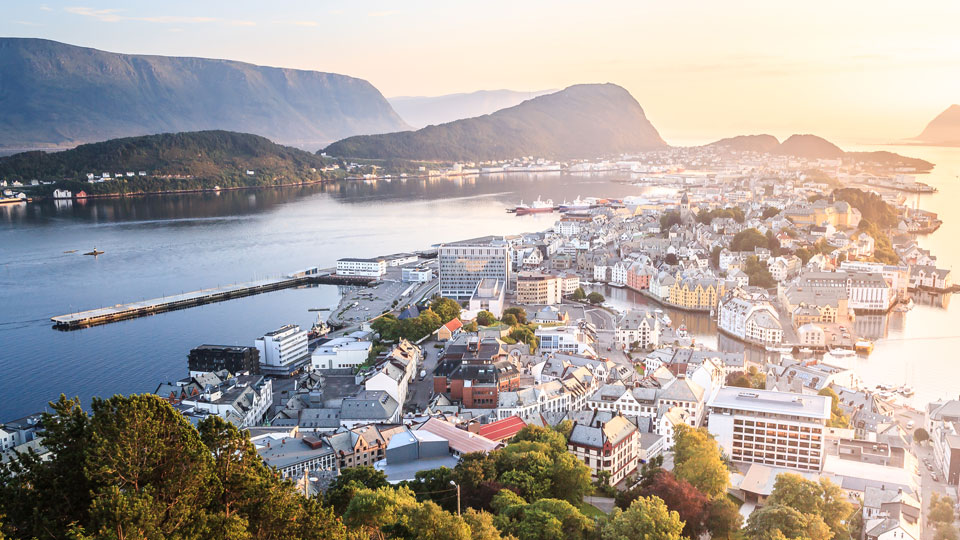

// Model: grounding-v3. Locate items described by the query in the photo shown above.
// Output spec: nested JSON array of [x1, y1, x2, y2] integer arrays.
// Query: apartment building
[[707, 387, 830, 472], [516, 271, 563, 305], [568, 414, 639, 486]]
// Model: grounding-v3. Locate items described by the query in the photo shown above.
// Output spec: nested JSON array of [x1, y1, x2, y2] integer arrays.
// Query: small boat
[[855, 340, 874, 355], [63, 250, 77, 254], [900, 386, 915, 397], [83, 249, 104, 256], [829, 348, 856, 357], [307, 314, 331, 340]]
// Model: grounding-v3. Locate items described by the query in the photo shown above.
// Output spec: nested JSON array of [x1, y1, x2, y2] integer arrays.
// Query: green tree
[[930, 493, 956, 525], [503, 307, 528, 325], [710, 245, 723, 268], [705, 496, 743, 539], [817, 387, 850, 428], [476, 310, 498, 326], [572, 287, 586, 301], [325, 466, 389, 515], [762, 206, 781, 219], [743, 255, 776, 288], [408, 500, 472, 540], [745, 504, 829, 540], [602, 496, 686, 540], [660, 211, 682, 230], [343, 486, 418, 540], [763, 474, 851, 540], [915, 427, 931, 443], [672, 424, 729, 499], [462, 508, 508, 540], [431, 297, 463, 324], [936, 525, 960, 540], [508, 326, 539, 353], [731, 228, 769, 252], [501, 313, 519, 327], [586, 292, 605, 304]]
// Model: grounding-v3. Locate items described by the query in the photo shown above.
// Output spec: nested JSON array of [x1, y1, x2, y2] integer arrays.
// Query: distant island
[[0, 38, 409, 153], [707, 133, 933, 172], [911, 105, 960, 146], [324, 83, 667, 161], [388, 89, 556, 128], [0, 131, 342, 196]]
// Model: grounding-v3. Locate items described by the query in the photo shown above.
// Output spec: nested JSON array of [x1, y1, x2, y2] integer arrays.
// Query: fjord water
[[1, 147, 958, 419], [0, 175, 664, 419]]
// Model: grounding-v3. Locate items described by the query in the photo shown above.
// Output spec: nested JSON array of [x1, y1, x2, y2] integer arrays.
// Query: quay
[[51, 271, 374, 330]]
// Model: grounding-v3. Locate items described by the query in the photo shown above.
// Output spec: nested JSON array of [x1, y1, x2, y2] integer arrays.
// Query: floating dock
[[50, 272, 374, 330]]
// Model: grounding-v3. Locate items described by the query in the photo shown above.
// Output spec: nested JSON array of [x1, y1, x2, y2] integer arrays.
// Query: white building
[[179, 375, 273, 428], [253, 433, 337, 479], [615, 309, 661, 349], [52, 189, 73, 199], [337, 257, 387, 277], [707, 388, 830, 472], [536, 324, 597, 356], [255, 325, 310, 375], [468, 279, 505, 318], [568, 415, 639, 486], [310, 337, 372, 371], [718, 291, 783, 345], [797, 323, 825, 347], [402, 266, 433, 283]]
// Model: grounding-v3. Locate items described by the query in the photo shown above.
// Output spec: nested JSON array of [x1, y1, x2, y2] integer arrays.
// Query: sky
[[3, 0, 959, 145]]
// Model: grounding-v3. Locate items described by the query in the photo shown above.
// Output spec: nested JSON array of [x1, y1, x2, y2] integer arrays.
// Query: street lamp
[[449, 480, 461, 515]]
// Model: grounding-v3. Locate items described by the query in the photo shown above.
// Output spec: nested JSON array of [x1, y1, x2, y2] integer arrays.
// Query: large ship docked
[[515, 197, 555, 215]]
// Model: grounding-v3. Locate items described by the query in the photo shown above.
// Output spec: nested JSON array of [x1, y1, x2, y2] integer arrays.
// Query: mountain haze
[[776, 134, 845, 159], [388, 89, 556, 128], [914, 105, 960, 146], [0, 38, 409, 152], [325, 83, 667, 161], [705, 134, 781, 153]]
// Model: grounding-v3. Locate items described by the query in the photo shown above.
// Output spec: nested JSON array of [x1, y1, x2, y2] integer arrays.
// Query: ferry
[[855, 340, 874, 355], [558, 196, 591, 212], [515, 197, 555, 215], [765, 345, 793, 354], [308, 314, 331, 340]]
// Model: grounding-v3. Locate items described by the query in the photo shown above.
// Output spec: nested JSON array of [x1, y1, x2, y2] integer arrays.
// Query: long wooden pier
[[50, 272, 375, 330]]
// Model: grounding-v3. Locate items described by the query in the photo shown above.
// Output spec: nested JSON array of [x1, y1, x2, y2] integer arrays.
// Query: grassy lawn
[[579, 502, 606, 518]]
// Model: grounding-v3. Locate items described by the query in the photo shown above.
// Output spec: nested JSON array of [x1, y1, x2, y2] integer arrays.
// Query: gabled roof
[[477, 416, 527, 442]]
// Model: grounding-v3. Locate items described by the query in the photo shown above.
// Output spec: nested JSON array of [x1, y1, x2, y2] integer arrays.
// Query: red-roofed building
[[475, 416, 527, 442], [437, 318, 463, 341]]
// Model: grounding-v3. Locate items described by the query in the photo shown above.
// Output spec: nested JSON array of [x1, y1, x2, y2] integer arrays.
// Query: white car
[[906, 420, 915, 429]]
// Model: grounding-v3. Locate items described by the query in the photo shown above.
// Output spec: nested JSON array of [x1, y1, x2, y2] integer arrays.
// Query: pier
[[51, 272, 375, 330]]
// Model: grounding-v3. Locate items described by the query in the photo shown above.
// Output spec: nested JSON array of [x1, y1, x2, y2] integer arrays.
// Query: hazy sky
[[3, 1, 959, 145]]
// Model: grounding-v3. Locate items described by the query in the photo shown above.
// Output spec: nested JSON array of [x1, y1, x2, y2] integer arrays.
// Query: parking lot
[[328, 268, 437, 330]]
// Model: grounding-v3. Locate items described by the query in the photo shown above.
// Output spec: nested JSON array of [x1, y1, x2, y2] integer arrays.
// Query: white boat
[[515, 196, 555, 215], [829, 348, 856, 357], [558, 196, 590, 212]]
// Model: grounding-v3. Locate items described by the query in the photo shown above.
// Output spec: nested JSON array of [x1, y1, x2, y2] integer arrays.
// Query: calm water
[[2, 147, 959, 420], [0, 173, 667, 419]]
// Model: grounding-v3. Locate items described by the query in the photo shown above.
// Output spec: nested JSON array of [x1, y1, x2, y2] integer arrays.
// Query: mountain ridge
[[913, 104, 960, 146], [325, 83, 667, 161], [0, 38, 409, 152], [388, 89, 556, 128]]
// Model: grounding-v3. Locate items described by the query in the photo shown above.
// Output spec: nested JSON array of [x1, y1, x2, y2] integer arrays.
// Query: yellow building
[[668, 275, 727, 311], [783, 200, 862, 229]]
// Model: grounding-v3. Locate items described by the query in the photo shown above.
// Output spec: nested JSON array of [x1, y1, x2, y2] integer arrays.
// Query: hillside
[[0, 38, 409, 152], [388, 89, 555, 128], [776, 134, 845, 159], [707, 133, 932, 171], [705, 134, 781, 153], [914, 105, 960, 146], [324, 83, 667, 161], [0, 131, 336, 195]]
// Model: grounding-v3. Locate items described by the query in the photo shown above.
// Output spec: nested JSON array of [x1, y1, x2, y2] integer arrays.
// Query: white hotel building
[[336, 257, 387, 277], [255, 324, 310, 375], [707, 387, 830, 472]]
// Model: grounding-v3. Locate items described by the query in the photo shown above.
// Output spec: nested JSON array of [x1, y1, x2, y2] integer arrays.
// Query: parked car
[[931, 472, 939, 481], [906, 420, 915, 429]]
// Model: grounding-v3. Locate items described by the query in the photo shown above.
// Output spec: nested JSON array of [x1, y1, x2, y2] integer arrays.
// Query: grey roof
[[658, 377, 705, 403], [708, 387, 830, 420], [340, 391, 399, 420], [256, 435, 334, 470]]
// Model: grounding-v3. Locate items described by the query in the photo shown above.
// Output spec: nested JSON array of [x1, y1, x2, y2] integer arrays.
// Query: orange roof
[[442, 318, 463, 332], [416, 418, 500, 454], [476, 416, 527, 442]]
